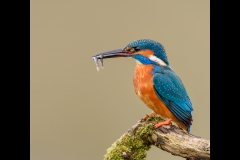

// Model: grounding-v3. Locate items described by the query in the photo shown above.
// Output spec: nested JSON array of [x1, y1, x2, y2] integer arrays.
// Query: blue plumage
[[127, 39, 193, 132], [132, 54, 158, 65], [127, 39, 169, 65], [153, 66, 193, 131]]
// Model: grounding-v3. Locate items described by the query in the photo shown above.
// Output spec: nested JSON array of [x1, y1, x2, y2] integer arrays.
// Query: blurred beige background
[[30, 0, 210, 160]]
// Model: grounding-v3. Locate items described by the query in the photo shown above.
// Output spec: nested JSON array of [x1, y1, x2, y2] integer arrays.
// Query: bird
[[92, 39, 193, 132]]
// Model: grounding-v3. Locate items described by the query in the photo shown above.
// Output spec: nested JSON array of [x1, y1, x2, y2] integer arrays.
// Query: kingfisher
[[92, 39, 193, 132]]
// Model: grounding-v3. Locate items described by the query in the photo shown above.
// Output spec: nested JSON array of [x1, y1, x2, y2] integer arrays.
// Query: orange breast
[[133, 64, 183, 127]]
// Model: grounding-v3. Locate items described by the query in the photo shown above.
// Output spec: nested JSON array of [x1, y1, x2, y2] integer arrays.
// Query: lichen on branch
[[103, 116, 210, 160], [104, 123, 153, 160]]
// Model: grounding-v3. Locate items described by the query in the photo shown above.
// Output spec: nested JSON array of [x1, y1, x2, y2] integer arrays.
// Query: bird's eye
[[133, 47, 140, 51]]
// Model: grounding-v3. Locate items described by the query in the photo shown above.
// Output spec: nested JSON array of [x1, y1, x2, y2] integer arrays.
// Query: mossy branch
[[104, 116, 210, 160]]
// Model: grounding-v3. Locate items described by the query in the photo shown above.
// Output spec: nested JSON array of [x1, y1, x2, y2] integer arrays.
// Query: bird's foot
[[154, 119, 172, 128], [141, 112, 156, 121]]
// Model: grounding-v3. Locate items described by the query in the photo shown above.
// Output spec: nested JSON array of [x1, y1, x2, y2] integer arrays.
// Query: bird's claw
[[141, 112, 156, 122], [154, 119, 172, 128]]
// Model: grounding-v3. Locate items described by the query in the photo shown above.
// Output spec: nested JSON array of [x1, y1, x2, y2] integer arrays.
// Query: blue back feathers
[[153, 65, 193, 132]]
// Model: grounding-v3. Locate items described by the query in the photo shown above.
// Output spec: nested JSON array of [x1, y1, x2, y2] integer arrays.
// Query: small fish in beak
[[92, 48, 134, 71]]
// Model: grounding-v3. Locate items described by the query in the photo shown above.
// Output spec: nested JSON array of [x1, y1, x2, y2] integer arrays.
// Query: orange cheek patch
[[137, 49, 154, 57]]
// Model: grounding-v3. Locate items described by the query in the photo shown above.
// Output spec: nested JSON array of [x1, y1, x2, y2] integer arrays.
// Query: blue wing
[[153, 68, 193, 131]]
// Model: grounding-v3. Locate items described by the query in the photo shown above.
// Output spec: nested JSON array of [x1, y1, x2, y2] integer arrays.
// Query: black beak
[[92, 48, 133, 71]]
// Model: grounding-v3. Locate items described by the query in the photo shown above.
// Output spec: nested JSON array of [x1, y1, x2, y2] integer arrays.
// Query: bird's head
[[92, 39, 169, 70]]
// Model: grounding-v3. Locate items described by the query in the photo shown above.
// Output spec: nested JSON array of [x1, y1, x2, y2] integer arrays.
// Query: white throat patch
[[149, 55, 167, 66], [135, 60, 142, 64]]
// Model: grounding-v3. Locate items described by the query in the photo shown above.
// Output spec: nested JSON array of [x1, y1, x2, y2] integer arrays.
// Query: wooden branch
[[104, 116, 210, 160]]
